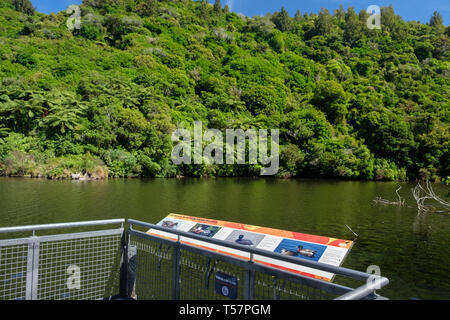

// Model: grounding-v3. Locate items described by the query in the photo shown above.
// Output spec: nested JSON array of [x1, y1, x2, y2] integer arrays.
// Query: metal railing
[[0, 219, 125, 300], [0, 218, 389, 300], [125, 219, 389, 300]]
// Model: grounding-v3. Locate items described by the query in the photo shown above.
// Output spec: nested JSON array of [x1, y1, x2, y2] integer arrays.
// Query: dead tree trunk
[[412, 180, 450, 214]]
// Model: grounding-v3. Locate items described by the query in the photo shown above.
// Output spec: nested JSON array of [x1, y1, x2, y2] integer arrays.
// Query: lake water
[[0, 177, 448, 300]]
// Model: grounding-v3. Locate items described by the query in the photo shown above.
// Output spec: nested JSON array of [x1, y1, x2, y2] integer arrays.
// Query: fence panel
[[129, 232, 174, 300], [178, 247, 246, 300], [0, 220, 124, 300], [253, 271, 335, 300], [0, 239, 30, 300], [35, 230, 123, 300], [127, 226, 369, 301]]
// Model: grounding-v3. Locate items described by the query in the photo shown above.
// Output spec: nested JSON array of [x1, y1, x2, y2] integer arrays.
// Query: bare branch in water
[[345, 224, 359, 238], [412, 180, 450, 214], [373, 184, 406, 206]]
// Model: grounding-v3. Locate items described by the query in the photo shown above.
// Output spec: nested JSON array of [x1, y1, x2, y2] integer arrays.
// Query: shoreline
[[0, 174, 431, 183]]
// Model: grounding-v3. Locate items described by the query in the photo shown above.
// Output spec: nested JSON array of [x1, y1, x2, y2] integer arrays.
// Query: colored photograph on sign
[[274, 239, 327, 262], [188, 224, 221, 238], [160, 219, 180, 229], [157, 218, 196, 232], [224, 230, 265, 247]]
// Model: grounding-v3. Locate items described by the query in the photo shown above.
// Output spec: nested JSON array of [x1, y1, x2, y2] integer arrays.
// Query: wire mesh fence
[[128, 236, 174, 300], [0, 219, 389, 300], [178, 248, 246, 300], [127, 227, 364, 301], [252, 271, 336, 300], [0, 242, 29, 300], [0, 220, 124, 301], [128, 231, 248, 300], [36, 233, 122, 300]]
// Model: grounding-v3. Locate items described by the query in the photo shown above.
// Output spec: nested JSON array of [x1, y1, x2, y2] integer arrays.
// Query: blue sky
[[31, 0, 449, 25]]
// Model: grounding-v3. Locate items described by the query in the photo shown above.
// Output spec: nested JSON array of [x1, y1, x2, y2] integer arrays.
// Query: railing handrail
[[334, 276, 390, 300], [0, 219, 125, 234], [128, 218, 374, 282]]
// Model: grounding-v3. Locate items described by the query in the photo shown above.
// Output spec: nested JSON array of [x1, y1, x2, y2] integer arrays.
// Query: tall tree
[[430, 11, 445, 33], [381, 5, 396, 32], [272, 7, 293, 32], [213, 0, 222, 14], [344, 7, 361, 45], [334, 5, 345, 22], [315, 8, 333, 36], [201, 0, 209, 21]]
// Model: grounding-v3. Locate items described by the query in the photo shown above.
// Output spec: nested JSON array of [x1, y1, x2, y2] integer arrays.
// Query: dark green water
[[0, 177, 449, 300]]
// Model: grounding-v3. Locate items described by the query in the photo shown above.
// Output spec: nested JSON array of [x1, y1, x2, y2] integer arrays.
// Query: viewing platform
[[0, 218, 389, 300]]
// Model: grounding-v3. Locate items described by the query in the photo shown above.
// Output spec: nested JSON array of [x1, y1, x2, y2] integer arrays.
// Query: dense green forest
[[0, 0, 448, 180]]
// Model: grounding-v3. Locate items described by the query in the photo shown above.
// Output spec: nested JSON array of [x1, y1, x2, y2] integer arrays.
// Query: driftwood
[[373, 184, 406, 206], [412, 180, 450, 214], [345, 224, 359, 239]]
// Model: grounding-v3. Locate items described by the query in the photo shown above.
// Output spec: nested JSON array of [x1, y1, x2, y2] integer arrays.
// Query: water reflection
[[0, 177, 448, 299]]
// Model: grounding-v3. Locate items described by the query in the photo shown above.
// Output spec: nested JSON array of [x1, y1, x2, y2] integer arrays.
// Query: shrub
[[13, 0, 35, 15], [14, 52, 36, 68], [137, 153, 161, 177], [279, 143, 305, 176], [1, 151, 36, 176], [161, 54, 184, 69], [241, 85, 284, 115], [0, 133, 40, 159], [102, 149, 140, 177], [136, 0, 158, 17], [311, 80, 350, 124], [358, 110, 416, 168], [43, 154, 108, 179], [80, 24, 101, 40], [374, 159, 407, 181]]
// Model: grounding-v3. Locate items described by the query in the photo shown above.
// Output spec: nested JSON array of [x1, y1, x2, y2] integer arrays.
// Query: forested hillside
[[0, 0, 448, 180]]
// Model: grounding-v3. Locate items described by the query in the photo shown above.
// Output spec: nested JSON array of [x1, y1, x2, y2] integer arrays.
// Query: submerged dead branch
[[373, 184, 406, 206], [412, 180, 450, 214], [345, 224, 359, 239]]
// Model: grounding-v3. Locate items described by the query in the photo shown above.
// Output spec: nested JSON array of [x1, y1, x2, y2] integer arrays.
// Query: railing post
[[244, 253, 255, 300], [244, 268, 255, 300], [119, 228, 129, 298], [172, 236, 181, 300], [30, 237, 40, 300], [25, 238, 35, 300]]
